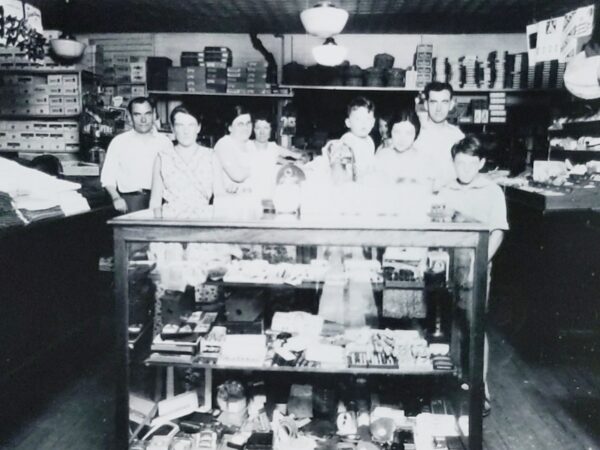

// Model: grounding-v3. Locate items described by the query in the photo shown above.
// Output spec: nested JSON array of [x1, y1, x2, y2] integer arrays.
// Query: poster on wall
[[526, 4, 595, 65], [561, 4, 595, 62], [535, 16, 564, 62]]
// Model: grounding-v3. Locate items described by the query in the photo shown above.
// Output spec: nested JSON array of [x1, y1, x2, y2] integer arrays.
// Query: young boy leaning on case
[[437, 134, 509, 416]]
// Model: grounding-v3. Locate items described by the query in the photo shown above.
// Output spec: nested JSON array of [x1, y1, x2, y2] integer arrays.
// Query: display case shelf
[[548, 120, 600, 135], [144, 358, 453, 376], [111, 209, 489, 450]]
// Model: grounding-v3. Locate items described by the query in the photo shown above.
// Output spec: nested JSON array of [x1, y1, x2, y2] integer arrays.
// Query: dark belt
[[120, 189, 151, 196]]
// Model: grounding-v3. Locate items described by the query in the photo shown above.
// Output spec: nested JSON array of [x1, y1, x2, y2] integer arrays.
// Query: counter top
[[504, 183, 600, 213], [110, 207, 489, 232]]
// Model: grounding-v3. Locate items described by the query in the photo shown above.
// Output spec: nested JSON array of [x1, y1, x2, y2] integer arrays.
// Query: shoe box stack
[[90, 34, 154, 103], [415, 44, 433, 88], [488, 92, 507, 123]]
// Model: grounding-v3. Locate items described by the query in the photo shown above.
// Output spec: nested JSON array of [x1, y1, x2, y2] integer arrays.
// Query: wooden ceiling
[[30, 0, 593, 34]]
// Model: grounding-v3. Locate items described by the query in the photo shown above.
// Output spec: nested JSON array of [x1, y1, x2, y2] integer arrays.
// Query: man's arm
[[105, 185, 127, 213], [488, 229, 505, 261], [100, 141, 127, 212], [215, 140, 250, 183]]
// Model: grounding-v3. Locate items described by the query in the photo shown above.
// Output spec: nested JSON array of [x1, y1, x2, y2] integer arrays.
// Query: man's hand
[[112, 196, 128, 213]]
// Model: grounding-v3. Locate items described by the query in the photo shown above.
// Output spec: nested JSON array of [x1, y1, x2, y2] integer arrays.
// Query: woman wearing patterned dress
[[149, 105, 214, 214]]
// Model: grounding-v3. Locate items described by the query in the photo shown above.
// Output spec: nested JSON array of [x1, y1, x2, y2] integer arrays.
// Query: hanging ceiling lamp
[[312, 37, 348, 66], [300, 1, 349, 38]]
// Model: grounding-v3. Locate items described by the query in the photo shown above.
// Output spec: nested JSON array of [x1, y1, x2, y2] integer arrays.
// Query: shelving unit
[[148, 89, 293, 98], [548, 119, 600, 162], [111, 209, 489, 450], [281, 84, 565, 94], [0, 69, 97, 155]]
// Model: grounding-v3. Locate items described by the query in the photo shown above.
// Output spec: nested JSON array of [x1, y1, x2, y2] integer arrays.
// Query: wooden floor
[[1, 326, 599, 450]]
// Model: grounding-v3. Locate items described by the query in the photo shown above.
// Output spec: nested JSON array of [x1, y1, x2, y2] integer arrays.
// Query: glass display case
[[110, 208, 489, 450]]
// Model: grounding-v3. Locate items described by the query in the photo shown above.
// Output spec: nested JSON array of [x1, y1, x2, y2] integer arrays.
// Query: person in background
[[414, 82, 464, 190], [149, 105, 213, 212], [564, 13, 600, 99], [247, 112, 303, 200], [437, 135, 509, 417], [375, 111, 392, 150], [375, 107, 430, 185], [30, 155, 63, 178], [339, 96, 377, 181], [213, 105, 254, 196], [100, 96, 172, 213]]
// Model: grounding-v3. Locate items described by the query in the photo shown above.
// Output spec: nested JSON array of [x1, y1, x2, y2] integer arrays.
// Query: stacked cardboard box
[[81, 44, 104, 75], [488, 51, 505, 89], [226, 66, 247, 94], [206, 66, 227, 93], [167, 67, 206, 92], [504, 52, 528, 89], [201, 47, 233, 67], [103, 55, 146, 84], [0, 72, 80, 116], [0, 37, 80, 71], [415, 44, 433, 88], [0, 120, 79, 152], [433, 57, 446, 83], [461, 55, 478, 89], [245, 61, 270, 94], [472, 97, 490, 124], [489, 92, 507, 123]]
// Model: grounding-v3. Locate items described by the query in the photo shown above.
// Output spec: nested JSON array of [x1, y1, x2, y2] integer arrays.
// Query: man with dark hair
[[101, 96, 172, 212], [414, 81, 464, 189]]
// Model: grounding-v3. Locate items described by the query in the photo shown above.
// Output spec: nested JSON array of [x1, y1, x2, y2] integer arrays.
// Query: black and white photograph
[[1, 1, 599, 449]]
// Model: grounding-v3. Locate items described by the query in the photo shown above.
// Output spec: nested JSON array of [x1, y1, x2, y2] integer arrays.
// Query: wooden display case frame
[[110, 210, 489, 450]]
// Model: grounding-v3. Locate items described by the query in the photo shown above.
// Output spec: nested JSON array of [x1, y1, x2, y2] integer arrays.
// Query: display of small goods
[[134, 239, 467, 449], [129, 374, 467, 450], [548, 104, 600, 152]]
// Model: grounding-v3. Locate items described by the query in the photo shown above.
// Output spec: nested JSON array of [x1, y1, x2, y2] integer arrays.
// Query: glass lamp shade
[[312, 38, 348, 66], [300, 1, 349, 38]]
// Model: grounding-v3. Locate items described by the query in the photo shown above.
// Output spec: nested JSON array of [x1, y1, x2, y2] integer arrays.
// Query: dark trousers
[[120, 190, 150, 212]]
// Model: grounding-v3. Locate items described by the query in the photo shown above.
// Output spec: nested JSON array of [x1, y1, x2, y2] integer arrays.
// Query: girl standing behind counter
[[247, 112, 303, 201], [213, 105, 254, 196], [375, 107, 431, 186], [149, 105, 214, 213]]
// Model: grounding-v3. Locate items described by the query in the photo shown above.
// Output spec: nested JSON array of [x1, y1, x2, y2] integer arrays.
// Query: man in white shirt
[[100, 97, 173, 213], [414, 82, 464, 190]]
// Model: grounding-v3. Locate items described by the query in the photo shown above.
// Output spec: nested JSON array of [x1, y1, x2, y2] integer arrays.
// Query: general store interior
[[0, 1, 599, 449]]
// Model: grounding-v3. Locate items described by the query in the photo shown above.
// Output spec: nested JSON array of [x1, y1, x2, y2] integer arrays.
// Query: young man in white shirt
[[414, 82, 465, 190], [100, 97, 173, 213], [339, 96, 377, 182]]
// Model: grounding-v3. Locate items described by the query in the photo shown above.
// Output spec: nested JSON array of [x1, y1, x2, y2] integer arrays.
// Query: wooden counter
[[494, 184, 600, 353]]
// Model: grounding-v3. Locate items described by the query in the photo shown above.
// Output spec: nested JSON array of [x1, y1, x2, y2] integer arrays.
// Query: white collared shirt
[[100, 129, 173, 193], [438, 175, 509, 231], [414, 120, 464, 187], [340, 132, 376, 181]]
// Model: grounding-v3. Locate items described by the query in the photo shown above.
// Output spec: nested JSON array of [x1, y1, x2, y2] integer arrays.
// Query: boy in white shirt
[[339, 96, 376, 181], [438, 135, 508, 417]]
